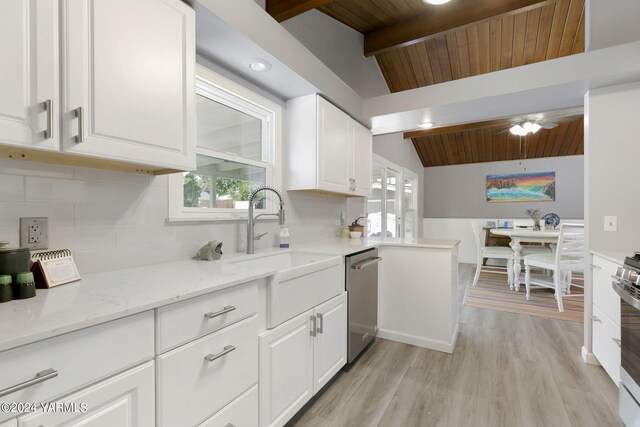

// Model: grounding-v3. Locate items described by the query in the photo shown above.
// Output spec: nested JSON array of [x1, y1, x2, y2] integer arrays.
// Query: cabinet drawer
[[199, 385, 258, 427], [157, 316, 258, 427], [592, 255, 622, 323], [0, 312, 153, 423], [592, 305, 621, 385], [156, 280, 259, 353], [18, 361, 155, 427]]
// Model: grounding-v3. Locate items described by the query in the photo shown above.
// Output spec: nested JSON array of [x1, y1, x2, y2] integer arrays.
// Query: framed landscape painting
[[486, 171, 556, 203]]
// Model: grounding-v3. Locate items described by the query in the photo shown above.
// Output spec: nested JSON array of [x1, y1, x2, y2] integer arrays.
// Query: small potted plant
[[525, 208, 542, 231]]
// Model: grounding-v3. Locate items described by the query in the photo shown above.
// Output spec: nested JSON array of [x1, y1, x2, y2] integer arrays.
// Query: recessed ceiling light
[[419, 121, 434, 129], [248, 59, 272, 72], [424, 0, 450, 4]]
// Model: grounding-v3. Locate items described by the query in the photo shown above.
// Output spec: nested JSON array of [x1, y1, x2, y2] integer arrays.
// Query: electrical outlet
[[20, 217, 48, 250], [604, 216, 617, 232]]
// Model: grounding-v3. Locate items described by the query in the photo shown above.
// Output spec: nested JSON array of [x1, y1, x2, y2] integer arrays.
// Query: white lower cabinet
[[591, 254, 622, 384], [592, 305, 622, 385], [18, 361, 155, 427], [260, 292, 347, 427], [199, 385, 258, 427], [0, 419, 16, 427], [157, 315, 258, 427]]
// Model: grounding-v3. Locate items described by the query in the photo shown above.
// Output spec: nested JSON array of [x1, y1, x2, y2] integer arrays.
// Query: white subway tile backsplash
[[26, 177, 115, 204], [0, 158, 345, 274], [0, 174, 24, 201]]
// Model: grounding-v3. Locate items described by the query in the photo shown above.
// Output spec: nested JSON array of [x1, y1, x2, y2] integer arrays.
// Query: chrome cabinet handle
[[0, 368, 58, 398], [204, 306, 236, 319], [310, 315, 317, 337], [591, 264, 602, 270], [204, 345, 236, 362], [43, 99, 53, 139], [224, 424, 235, 427], [74, 107, 84, 143], [590, 315, 601, 323], [612, 338, 622, 347], [316, 313, 324, 334]]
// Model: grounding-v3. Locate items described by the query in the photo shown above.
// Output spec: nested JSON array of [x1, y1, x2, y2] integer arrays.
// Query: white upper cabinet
[[0, 0, 59, 151], [286, 94, 372, 197], [0, 0, 195, 172], [61, 0, 195, 170]]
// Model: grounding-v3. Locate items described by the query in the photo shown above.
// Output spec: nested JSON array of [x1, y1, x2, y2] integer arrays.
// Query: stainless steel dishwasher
[[346, 248, 381, 363]]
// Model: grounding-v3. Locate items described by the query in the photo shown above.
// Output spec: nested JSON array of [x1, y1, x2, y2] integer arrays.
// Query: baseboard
[[377, 326, 458, 354], [582, 346, 600, 365]]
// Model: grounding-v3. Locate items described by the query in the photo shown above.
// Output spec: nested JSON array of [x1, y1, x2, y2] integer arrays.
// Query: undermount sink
[[228, 251, 344, 328]]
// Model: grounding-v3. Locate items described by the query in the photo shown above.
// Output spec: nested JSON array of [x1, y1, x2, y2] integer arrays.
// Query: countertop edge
[[590, 249, 629, 266]]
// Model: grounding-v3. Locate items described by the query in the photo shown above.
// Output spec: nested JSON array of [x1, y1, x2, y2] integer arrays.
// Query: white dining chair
[[523, 223, 585, 312], [471, 221, 514, 287]]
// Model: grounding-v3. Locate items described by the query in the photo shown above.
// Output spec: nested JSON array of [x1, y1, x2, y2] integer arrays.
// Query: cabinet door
[[313, 292, 347, 394], [592, 305, 621, 385], [260, 310, 314, 427], [317, 97, 350, 193], [592, 256, 621, 324], [0, 0, 59, 151], [62, 0, 195, 170], [351, 122, 372, 197], [18, 362, 155, 427]]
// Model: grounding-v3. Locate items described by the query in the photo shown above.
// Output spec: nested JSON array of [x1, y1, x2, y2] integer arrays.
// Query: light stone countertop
[[0, 237, 459, 353], [591, 249, 634, 266], [0, 259, 277, 353]]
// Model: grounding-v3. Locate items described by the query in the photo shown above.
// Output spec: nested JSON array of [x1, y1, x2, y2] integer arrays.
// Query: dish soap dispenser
[[279, 226, 290, 248]]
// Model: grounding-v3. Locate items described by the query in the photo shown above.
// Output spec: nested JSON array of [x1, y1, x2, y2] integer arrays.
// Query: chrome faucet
[[247, 186, 285, 254]]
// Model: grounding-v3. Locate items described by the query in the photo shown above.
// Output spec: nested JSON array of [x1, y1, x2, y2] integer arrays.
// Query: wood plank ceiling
[[267, 0, 586, 166], [410, 115, 583, 167]]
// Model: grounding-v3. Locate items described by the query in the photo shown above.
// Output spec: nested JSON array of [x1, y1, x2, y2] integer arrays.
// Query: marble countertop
[[591, 249, 634, 265], [0, 237, 459, 353], [291, 237, 460, 256], [0, 259, 277, 353]]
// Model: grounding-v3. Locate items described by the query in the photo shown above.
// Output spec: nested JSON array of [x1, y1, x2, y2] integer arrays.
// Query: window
[[367, 155, 419, 238], [169, 65, 281, 221]]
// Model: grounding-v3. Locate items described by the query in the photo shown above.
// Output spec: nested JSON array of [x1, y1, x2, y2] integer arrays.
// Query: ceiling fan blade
[[539, 122, 558, 129]]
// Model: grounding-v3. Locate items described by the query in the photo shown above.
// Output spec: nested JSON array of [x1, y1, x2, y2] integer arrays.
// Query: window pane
[[367, 165, 384, 237], [183, 154, 266, 210], [196, 94, 262, 161], [386, 170, 399, 237]]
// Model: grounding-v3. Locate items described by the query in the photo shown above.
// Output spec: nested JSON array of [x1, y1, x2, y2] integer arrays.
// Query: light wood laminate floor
[[290, 264, 622, 427]]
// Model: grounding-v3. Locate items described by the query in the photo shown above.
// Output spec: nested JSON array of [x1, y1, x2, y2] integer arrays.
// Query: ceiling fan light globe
[[510, 124, 524, 136], [424, 0, 450, 4], [530, 123, 542, 133]]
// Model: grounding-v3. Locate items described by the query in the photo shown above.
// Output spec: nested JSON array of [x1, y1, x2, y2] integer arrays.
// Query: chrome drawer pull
[[591, 264, 602, 270], [310, 315, 317, 337], [316, 313, 324, 334], [224, 424, 235, 427], [74, 107, 84, 143], [0, 368, 58, 398], [205, 345, 236, 362], [590, 315, 601, 323], [204, 306, 236, 319], [43, 99, 53, 139], [612, 338, 622, 347]]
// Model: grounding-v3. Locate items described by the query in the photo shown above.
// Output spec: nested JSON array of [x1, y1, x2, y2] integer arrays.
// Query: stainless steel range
[[612, 252, 640, 426]]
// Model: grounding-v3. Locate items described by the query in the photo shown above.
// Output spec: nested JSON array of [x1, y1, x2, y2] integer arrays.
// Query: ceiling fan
[[497, 119, 559, 136]]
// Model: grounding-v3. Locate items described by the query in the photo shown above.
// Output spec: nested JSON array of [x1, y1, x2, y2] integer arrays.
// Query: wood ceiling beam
[[364, 0, 553, 57], [404, 118, 515, 139], [266, 0, 333, 22]]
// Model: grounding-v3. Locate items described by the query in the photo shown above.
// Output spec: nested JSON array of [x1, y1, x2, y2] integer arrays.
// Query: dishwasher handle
[[351, 257, 383, 270]]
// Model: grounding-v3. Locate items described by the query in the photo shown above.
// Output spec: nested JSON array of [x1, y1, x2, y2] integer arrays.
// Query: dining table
[[490, 228, 560, 291]]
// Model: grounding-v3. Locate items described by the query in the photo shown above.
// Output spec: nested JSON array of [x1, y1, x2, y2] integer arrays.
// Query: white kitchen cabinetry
[[591, 255, 623, 384], [0, 419, 16, 427], [18, 362, 155, 427], [260, 292, 347, 427], [199, 385, 259, 427], [0, 0, 195, 173], [286, 95, 372, 197], [0, 0, 59, 152]]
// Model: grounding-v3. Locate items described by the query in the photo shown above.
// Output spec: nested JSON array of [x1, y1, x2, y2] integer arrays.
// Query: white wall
[[0, 159, 345, 275], [586, 82, 640, 253], [587, 0, 640, 50], [423, 156, 584, 219], [281, 10, 389, 99]]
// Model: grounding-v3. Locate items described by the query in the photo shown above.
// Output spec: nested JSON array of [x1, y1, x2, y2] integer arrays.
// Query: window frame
[[168, 64, 283, 222]]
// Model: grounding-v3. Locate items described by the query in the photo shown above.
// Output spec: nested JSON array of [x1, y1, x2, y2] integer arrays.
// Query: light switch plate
[[604, 216, 617, 232], [20, 217, 48, 249]]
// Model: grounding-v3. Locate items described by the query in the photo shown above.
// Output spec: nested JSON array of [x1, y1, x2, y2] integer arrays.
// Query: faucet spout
[[247, 186, 285, 254]]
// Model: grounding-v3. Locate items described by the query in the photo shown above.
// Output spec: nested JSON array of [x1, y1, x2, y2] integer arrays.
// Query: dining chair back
[[471, 221, 514, 287]]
